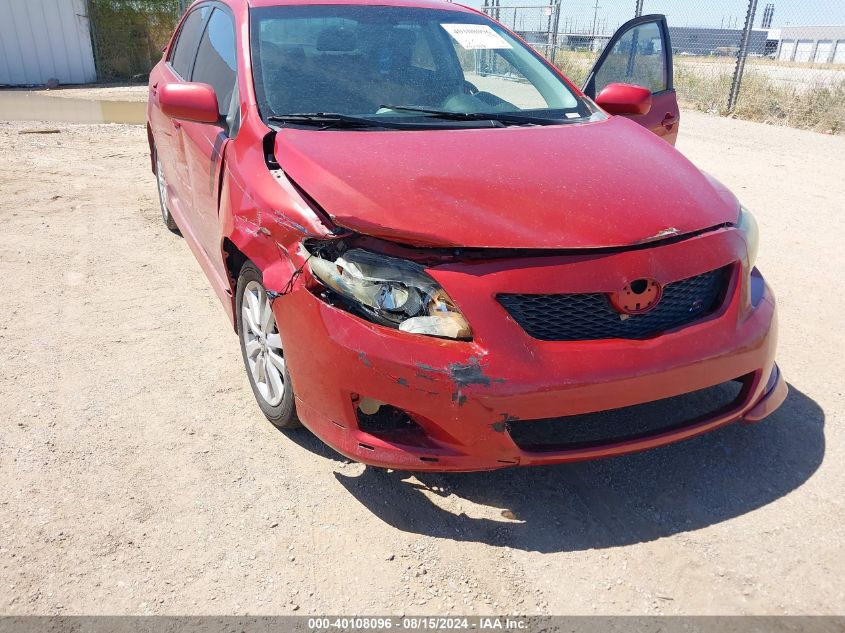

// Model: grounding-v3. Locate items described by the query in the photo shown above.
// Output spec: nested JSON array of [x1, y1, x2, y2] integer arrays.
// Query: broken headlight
[[308, 248, 471, 340], [736, 205, 759, 268]]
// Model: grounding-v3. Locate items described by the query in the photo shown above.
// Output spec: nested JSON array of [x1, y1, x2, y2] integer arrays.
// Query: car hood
[[274, 116, 739, 249]]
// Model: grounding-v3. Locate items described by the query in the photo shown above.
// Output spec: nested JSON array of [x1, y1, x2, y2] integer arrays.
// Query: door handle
[[661, 113, 678, 129]]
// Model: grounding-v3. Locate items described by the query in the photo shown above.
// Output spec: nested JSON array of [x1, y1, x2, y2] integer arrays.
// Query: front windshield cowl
[[250, 5, 602, 130]]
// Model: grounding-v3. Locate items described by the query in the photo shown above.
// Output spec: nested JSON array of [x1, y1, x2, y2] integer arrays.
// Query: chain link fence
[[483, 0, 845, 133]]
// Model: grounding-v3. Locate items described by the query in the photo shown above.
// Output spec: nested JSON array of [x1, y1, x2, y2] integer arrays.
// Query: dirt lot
[[1, 108, 843, 616]]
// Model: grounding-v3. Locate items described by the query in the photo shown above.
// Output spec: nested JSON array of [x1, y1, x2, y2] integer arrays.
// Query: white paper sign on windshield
[[440, 24, 513, 50]]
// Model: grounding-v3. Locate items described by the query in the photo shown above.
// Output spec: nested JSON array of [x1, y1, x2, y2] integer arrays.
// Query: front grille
[[508, 376, 749, 452], [498, 265, 732, 341]]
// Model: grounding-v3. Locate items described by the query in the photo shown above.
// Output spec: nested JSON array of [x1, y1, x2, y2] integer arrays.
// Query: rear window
[[170, 7, 210, 79]]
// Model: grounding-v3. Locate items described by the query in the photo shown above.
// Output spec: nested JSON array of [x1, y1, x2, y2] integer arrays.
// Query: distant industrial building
[[772, 25, 845, 64], [663, 25, 845, 64], [668, 27, 768, 57], [499, 8, 845, 66]]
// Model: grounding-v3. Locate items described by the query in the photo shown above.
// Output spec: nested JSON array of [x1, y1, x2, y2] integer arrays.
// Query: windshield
[[249, 5, 601, 128]]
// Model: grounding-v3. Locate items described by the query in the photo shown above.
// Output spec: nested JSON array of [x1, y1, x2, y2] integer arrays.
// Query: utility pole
[[728, 0, 759, 112], [590, 0, 601, 51], [635, 0, 644, 18]]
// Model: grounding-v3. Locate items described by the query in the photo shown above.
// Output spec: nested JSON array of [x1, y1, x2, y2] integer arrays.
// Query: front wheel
[[236, 262, 300, 429]]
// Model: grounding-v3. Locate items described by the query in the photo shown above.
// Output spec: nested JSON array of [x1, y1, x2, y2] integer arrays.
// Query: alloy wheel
[[241, 280, 286, 406]]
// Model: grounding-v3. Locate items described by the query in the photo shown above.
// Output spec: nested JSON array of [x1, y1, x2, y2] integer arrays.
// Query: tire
[[236, 262, 301, 429], [154, 147, 180, 233]]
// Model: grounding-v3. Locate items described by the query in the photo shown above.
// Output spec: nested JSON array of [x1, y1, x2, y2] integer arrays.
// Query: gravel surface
[[0, 111, 842, 615]]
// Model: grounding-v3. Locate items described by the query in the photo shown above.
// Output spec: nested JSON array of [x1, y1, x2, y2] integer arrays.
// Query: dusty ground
[[0, 108, 843, 616]]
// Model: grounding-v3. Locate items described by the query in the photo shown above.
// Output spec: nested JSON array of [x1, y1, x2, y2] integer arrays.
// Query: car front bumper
[[274, 228, 785, 472]]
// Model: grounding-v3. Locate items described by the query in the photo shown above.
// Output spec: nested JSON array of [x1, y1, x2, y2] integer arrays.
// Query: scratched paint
[[417, 356, 503, 387], [448, 356, 498, 387], [491, 413, 520, 432]]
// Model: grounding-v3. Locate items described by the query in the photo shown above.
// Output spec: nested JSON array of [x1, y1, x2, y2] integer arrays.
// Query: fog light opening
[[356, 404, 423, 436], [357, 397, 384, 416]]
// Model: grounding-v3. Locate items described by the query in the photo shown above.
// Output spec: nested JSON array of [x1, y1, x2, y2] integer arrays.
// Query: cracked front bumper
[[273, 230, 784, 472]]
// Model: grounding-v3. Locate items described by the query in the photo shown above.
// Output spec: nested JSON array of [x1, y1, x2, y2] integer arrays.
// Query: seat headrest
[[386, 27, 416, 52], [316, 27, 357, 52]]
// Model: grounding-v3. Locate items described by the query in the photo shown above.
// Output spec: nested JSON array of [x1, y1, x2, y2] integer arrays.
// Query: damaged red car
[[147, 0, 786, 471]]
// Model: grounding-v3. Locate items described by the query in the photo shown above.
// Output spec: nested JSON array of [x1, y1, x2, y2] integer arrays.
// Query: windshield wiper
[[267, 113, 393, 129], [379, 104, 562, 126]]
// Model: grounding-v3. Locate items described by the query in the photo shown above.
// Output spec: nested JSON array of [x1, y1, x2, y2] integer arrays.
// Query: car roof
[[246, 0, 478, 13]]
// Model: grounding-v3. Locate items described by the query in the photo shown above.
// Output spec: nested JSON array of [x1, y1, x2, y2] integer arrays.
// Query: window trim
[[582, 14, 674, 99], [167, 4, 213, 81], [167, 1, 238, 83], [191, 3, 241, 136]]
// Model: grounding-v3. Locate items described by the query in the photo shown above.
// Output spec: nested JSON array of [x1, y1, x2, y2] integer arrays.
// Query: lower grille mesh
[[498, 265, 732, 341], [508, 377, 749, 452]]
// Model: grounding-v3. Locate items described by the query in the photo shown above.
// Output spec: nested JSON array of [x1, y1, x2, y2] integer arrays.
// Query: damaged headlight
[[736, 205, 759, 268], [308, 248, 471, 340]]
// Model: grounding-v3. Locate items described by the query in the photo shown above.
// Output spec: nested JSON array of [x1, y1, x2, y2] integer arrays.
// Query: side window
[[170, 7, 210, 79], [192, 8, 238, 118], [594, 21, 666, 94]]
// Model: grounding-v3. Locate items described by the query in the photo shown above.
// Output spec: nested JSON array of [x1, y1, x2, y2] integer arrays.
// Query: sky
[[459, 0, 845, 34]]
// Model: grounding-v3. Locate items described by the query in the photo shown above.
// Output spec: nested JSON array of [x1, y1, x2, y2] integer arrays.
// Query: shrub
[[674, 61, 844, 134], [88, 0, 181, 82]]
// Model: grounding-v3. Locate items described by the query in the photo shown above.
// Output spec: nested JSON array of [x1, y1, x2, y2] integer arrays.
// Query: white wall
[[0, 0, 97, 86]]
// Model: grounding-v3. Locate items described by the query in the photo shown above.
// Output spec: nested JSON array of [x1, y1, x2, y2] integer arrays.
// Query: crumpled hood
[[274, 116, 739, 249]]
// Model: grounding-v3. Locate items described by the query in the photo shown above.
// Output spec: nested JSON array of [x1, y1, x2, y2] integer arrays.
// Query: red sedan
[[147, 0, 786, 471]]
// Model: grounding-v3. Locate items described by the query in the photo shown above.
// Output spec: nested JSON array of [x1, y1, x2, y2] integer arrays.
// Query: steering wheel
[[439, 80, 480, 106], [463, 80, 480, 95]]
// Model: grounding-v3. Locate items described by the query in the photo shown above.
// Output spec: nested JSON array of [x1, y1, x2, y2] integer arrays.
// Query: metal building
[[668, 27, 769, 57], [0, 0, 97, 86], [773, 25, 845, 64]]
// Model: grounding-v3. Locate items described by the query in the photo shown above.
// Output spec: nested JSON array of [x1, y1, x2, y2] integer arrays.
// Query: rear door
[[582, 15, 679, 144]]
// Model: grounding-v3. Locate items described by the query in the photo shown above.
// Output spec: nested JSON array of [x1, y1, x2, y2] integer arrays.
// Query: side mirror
[[159, 82, 220, 124], [595, 83, 653, 116]]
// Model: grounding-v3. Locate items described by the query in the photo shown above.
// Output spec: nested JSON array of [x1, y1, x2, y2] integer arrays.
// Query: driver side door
[[583, 15, 679, 144]]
